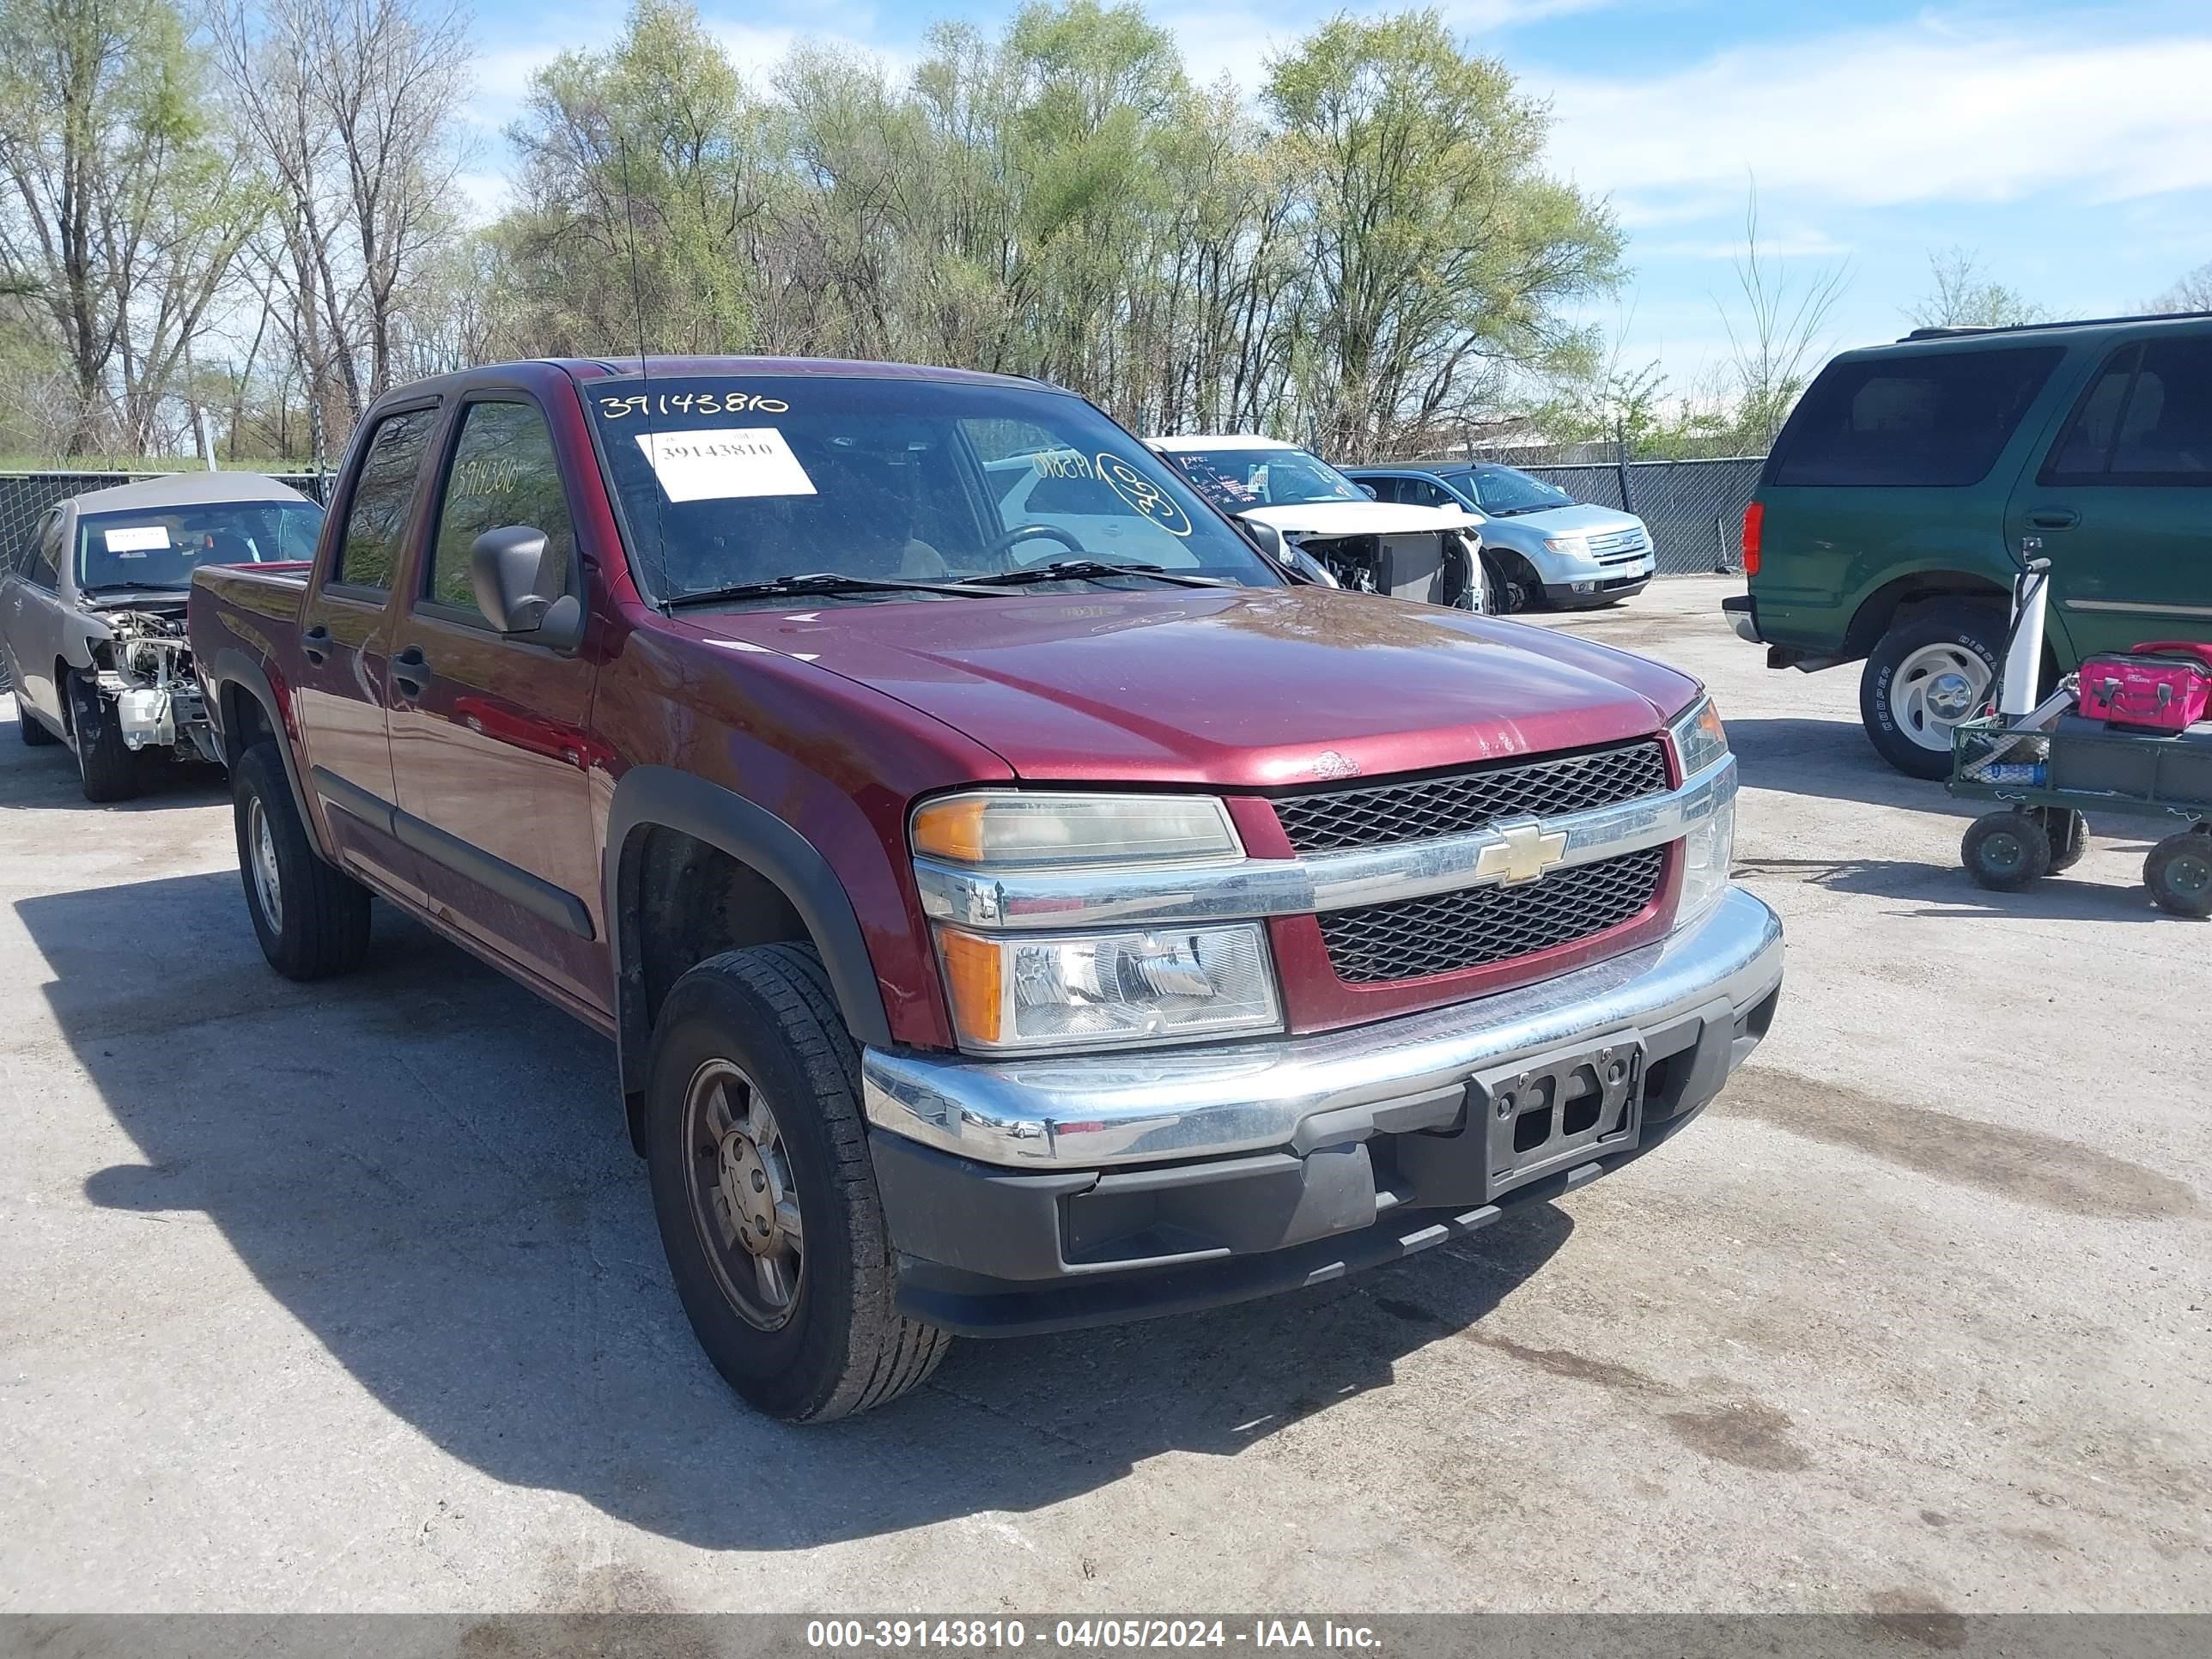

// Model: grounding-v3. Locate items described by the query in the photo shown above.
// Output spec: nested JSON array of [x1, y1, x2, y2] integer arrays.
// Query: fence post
[[1613, 427, 1635, 515], [1714, 512, 1732, 574]]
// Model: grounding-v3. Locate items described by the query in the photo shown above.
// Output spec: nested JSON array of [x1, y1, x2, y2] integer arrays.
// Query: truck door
[[3, 509, 70, 730], [292, 401, 441, 899], [2007, 330, 2212, 663], [383, 392, 609, 1015]]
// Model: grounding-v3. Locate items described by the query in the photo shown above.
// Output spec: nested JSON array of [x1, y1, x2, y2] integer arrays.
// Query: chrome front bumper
[[863, 884, 1784, 1170]]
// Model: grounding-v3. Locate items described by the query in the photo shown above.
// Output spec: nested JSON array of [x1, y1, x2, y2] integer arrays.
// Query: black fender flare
[[208, 648, 314, 830], [604, 765, 892, 1095]]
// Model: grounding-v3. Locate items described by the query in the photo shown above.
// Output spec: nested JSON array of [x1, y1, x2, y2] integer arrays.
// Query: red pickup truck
[[189, 357, 1783, 1421]]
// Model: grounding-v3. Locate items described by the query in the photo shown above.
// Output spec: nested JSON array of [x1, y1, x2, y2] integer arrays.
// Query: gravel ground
[[1, 575, 2205, 1615]]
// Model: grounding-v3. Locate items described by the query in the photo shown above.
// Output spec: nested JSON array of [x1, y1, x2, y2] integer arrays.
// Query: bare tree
[[2146, 260, 2212, 313], [1716, 186, 1848, 450], [1909, 246, 2049, 330], [210, 0, 471, 445]]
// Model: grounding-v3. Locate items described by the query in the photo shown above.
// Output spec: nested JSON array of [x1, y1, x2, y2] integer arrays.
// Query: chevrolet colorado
[[189, 357, 1783, 1421]]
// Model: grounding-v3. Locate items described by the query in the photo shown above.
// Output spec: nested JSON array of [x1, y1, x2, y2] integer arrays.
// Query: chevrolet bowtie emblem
[[1475, 818, 1569, 885]]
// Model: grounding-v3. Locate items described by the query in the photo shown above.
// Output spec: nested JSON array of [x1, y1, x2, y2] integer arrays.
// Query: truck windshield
[[1462, 465, 1573, 516], [76, 501, 325, 592], [1167, 446, 1367, 510], [584, 376, 1279, 603]]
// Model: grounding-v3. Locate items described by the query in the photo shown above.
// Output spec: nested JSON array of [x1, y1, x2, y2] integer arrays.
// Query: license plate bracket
[[1473, 1036, 1644, 1200]]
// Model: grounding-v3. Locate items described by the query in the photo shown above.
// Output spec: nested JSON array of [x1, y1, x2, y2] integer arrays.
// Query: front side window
[[585, 377, 1276, 604], [334, 407, 439, 591], [427, 401, 577, 620], [2040, 337, 2212, 486], [1464, 465, 1571, 516], [1169, 445, 1366, 510], [75, 500, 326, 594], [1768, 347, 2063, 488]]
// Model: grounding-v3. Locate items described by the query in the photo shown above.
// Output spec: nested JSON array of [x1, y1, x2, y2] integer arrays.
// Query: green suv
[[1724, 313, 2212, 776]]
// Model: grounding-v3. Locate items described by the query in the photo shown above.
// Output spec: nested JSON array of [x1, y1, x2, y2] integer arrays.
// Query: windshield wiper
[[665, 571, 994, 608], [958, 560, 1234, 591]]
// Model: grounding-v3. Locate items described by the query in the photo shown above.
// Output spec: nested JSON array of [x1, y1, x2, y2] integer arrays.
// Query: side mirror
[[1358, 482, 1378, 500], [1240, 518, 1285, 560], [470, 525, 584, 650]]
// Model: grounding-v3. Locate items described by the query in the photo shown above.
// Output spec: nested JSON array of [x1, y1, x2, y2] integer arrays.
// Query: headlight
[[934, 921, 1282, 1054], [912, 791, 1241, 867], [1668, 696, 1735, 923], [1668, 694, 1729, 777], [1677, 791, 1735, 926], [1543, 535, 1589, 556]]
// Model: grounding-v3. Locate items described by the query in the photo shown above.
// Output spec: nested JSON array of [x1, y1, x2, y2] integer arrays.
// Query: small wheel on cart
[[1962, 809, 2052, 891], [2143, 830, 2212, 918], [2043, 808, 2088, 874]]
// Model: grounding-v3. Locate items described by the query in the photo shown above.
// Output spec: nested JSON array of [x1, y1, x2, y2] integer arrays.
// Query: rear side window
[[333, 407, 438, 590], [1768, 347, 2063, 488], [425, 400, 577, 619], [2039, 337, 2212, 486]]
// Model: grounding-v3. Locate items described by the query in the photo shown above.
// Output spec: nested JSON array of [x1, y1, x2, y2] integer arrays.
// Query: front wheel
[[68, 672, 141, 802], [1962, 809, 2051, 891], [2144, 830, 2212, 918], [1860, 605, 2004, 781], [232, 743, 372, 978], [643, 944, 950, 1422], [1480, 552, 1534, 616]]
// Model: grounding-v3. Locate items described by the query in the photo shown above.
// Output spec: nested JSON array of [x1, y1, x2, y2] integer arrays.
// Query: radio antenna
[[617, 132, 672, 611]]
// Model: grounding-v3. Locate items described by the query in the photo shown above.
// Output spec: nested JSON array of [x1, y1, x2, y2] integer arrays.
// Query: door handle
[[391, 645, 430, 699], [302, 623, 331, 665], [2027, 507, 2080, 530]]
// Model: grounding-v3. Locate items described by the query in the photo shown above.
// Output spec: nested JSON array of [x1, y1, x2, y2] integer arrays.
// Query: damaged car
[[1, 472, 323, 801], [1150, 434, 1486, 611]]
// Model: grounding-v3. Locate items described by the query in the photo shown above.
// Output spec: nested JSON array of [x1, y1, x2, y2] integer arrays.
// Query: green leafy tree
[[0, 0, 258, 452], [1264, 10, 1620, 460]]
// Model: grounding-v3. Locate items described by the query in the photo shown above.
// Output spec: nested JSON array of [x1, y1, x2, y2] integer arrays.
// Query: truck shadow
[[22, 870, 1570, 1551], [0, 711, 225, 811]]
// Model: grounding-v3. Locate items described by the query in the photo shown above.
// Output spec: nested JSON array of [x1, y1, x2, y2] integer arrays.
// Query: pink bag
[[2077, 644, 2212, 733]]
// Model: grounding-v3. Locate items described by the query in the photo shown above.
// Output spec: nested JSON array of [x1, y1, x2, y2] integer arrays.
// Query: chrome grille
[[1588, 526, 1650, 557], [1319, 848, 1665, 983], [1274, 738, 1669, 854]]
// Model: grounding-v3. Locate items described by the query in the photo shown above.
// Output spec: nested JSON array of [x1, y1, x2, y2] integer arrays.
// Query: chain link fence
[[8, 448, 1764, 582], [1417, 441, 1769, 576], [0, 470, 329, 574]]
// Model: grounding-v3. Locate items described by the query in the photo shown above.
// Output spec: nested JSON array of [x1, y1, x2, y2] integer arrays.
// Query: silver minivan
[[1350, 462, 1655, 614]]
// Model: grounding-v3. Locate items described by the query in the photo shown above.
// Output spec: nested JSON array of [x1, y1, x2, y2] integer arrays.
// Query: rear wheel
[[15, 691, 57, 746], [2144, 830, 2212, 918], [67, 672, 141, 802], [232, 742, 372, 978], [1861, 605, 2004, 780], [643, 943, 950, 1421], [1962, 809, 2051, 891]]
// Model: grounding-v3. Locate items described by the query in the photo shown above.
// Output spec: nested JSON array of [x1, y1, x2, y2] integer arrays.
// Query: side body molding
[[604, 765, 894, 1092], [209, 647, 314, 830]]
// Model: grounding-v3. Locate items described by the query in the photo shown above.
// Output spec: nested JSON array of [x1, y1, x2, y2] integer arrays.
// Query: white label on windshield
[[636, 428, 816, 502], [104, 526, 171, 552]]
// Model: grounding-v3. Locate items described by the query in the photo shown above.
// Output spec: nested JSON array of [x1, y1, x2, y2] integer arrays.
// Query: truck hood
[[684, 586, 1694, 787], [1237, 501, 1481, 538]]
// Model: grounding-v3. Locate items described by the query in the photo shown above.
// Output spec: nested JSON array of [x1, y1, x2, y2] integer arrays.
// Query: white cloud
[[1159, 0, 1616, 98], [1541, 9, 2212, 214]]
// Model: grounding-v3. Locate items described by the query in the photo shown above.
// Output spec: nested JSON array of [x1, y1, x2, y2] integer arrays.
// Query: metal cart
[[1948, 714, 2212, 916]]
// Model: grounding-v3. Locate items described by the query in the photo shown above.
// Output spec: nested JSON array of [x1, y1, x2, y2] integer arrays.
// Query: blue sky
[[459, 0, 2212, 400]]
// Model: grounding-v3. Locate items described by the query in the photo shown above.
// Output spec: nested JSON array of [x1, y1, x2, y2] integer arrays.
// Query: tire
[[16, 691, 57, 746], [67, 672, 141, 802], [643, 943, 951, 1422], [1962, 810, 2051, 890], [1480, 552, 1535, 616], [2143, 830, 2212, 919], [2045, 809, 2088, 874], [1860, 604, 2005, 781], [232, 742, 372, 978]]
